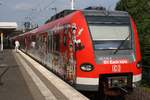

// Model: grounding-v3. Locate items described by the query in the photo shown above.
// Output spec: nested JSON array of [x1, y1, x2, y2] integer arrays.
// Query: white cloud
[[15, 3, 33, 11]]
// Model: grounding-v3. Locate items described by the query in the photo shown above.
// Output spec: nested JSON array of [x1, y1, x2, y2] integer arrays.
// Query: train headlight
[[136, 61, 142, 68], [80, 63, 94, 72]]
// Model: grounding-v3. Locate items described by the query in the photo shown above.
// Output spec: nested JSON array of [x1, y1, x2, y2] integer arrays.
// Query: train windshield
[[89, 25, 131, 50], [86, 16, 132, 50]]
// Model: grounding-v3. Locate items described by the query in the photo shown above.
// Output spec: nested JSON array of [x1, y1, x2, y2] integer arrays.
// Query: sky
[[0, 0, 119, 29]]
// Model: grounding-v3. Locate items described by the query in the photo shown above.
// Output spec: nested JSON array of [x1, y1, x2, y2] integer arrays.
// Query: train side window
[[63, 24, 70, 46], [48, 32, 52, 52], [31, 35, 36, 48], [53, 34, 60, 52], [63, 36, 67, 46], [64, 24, 69, 34], [31, 35, 36, 41]]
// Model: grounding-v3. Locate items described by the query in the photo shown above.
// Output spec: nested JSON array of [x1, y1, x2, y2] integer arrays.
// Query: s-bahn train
[[11, 10, 142, 95]]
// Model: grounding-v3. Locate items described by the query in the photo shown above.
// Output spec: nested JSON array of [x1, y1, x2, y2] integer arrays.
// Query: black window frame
[[84, 15, 134, 51]]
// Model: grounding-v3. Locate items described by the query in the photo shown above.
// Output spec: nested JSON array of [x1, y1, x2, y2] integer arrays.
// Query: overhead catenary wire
[[32, 0, 57, 25], [42, 0, 56, 11], [19, 0, 44, 29], [22, 0, 57, 27]]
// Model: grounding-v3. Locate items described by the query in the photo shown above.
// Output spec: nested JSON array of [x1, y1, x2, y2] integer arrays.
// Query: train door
[[63, 24, 76, 84], [24, 37, 27, 51], [53, 32, 63, 74], [41, 33, 48, 64], [50, 30, 60, 73], [47, 30, 53, 69], [25, 35, 30, 51]]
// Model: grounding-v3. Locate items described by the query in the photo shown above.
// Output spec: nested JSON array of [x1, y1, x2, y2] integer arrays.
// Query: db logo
[[112, 65, 121, 72]]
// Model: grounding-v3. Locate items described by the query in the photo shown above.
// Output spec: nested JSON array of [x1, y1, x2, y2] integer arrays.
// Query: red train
[[11, 10, 142, 95]]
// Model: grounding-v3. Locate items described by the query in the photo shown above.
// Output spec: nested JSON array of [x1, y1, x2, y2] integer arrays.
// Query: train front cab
[[74, 10, 142, 95]]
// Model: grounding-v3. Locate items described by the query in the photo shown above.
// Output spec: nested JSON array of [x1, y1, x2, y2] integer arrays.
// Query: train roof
[[45, 9, 129, 23], [45, 10, 76, 23], [21, 9, 129, 37], [83, 10, 129, 17]]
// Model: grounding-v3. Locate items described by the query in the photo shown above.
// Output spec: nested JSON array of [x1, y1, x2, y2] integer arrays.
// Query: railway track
[[81, 87, 150, 100], [125, 87, 150, 100]]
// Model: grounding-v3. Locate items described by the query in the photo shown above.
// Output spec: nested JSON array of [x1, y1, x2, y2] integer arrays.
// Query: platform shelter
[[0, 22, 17, 51]]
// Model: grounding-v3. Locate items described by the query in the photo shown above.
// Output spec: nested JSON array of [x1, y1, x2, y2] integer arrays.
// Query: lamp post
[[0, 1, 2, 6], [0, 1, 2, 50], [0, 32, 3, 51], [70, 0, 75, 10]]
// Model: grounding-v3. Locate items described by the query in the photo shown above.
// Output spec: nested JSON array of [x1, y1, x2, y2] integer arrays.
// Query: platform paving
[[0, 49, 34, 100]]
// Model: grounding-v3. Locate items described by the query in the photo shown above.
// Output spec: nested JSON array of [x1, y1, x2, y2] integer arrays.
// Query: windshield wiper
[[114, 34, 130, 54]]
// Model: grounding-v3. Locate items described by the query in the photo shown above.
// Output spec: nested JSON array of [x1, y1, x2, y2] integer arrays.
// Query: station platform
[[0, 49, 88, 100], [0, 49, 34, 100]]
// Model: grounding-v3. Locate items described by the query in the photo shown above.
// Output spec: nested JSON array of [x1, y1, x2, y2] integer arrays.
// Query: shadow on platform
[[0, 49, 34, 100]]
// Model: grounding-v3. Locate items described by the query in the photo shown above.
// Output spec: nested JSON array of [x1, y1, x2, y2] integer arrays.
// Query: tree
[[116, 0, 150, 65]]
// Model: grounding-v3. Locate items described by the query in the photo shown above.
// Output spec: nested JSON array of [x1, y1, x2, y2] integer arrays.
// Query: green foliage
[[116, 0, 150, 65]]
